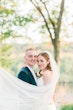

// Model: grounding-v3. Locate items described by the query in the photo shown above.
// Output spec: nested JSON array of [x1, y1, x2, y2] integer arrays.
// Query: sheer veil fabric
[[0, 51, 60, 110]]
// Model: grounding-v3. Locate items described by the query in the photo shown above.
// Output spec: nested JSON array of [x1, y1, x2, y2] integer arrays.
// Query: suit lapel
[[22, 67, 37, 86]]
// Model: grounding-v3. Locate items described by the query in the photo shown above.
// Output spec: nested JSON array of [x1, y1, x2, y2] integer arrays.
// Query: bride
[[0, 51, 60, 110]]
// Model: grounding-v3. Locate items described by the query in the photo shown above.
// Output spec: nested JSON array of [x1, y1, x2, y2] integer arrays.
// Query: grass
[[60, 104, 73, 110]]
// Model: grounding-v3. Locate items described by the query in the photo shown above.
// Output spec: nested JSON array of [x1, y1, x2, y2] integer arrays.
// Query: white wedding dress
[[37, 77, 57, 110], [37, 77, 44, 86], [0, 51, 60, 110]]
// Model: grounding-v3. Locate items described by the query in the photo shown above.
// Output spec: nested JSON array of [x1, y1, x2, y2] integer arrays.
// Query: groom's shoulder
[[17, 67, 29, 77], [19, 67, 29, 73], [21, 67, 30, 72], [20, 67, 31, 75]]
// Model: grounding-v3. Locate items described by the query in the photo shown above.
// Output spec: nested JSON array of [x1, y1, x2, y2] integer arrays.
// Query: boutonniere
[[35, 71, 42, 78]]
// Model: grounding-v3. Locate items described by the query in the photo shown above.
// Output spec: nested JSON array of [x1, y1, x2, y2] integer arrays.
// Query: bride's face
[[37, 55, 49, 71]]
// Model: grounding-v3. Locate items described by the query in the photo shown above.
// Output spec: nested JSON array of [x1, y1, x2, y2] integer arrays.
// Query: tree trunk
[[52, 38, 60, 65]]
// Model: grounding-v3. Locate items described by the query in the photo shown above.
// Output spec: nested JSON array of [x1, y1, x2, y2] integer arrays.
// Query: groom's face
[[25, 50, 37, 68]]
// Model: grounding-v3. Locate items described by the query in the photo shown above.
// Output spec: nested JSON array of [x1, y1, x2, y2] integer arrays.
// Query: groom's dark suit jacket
[[17, 67, 37, 86]]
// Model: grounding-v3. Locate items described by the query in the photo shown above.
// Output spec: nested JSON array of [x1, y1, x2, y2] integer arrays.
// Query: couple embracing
[[17, 48, 60, 110], [18, 48, 54, 86], [0, 48, 60, 110]]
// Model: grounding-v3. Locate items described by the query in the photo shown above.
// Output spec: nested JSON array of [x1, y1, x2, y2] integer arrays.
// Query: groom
[[17, 48, 38, 86]]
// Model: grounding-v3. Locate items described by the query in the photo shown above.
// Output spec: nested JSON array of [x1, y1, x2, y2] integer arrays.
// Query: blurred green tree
[[29, 0, 65, 64]]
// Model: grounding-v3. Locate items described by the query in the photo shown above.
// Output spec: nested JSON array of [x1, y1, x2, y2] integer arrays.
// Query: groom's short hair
[[25, 48, 37, 53]]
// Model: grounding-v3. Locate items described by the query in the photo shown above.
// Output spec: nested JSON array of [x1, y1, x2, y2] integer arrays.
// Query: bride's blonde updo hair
[[38, 52, 52, 71]]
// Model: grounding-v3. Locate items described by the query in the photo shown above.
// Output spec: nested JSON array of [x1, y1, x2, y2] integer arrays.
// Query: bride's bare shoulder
[[45, 70, 52, 75], [43, 70, 53, 85], [44, 70, 52, 79]]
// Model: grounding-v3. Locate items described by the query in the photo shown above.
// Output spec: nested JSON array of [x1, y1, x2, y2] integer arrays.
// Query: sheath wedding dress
[[0, 51, 60, 110]]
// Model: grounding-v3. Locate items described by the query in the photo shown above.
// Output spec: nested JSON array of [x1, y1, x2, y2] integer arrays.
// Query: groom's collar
[[25, 65, 37, 82]]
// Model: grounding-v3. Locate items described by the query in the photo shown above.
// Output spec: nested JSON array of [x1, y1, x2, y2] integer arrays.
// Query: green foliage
[[0, 44, 13, 68], [1, 58, 14, 69], [0, 7, 14, 15], [0, 4, 34, 40], [0, 6, 15, 40], [9, 58, 23, 76], [39, 24, 47, 34], [2, 44, 13, 53], [60, 57, 73, 75], [60, 56, 73, 81], [3, 30, 12, 37], [13, 16, 33, 26], [0, 30, 13, 41], [60, 104, 73, 110]]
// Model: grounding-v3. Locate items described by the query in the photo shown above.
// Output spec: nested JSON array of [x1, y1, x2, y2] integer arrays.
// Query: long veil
[[0, 51, 60, 110]]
